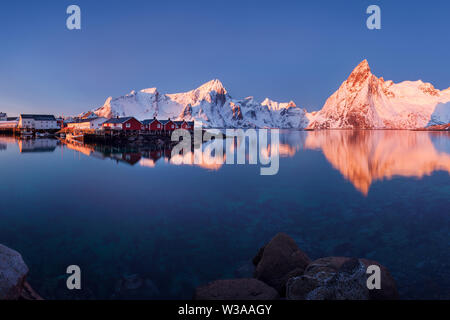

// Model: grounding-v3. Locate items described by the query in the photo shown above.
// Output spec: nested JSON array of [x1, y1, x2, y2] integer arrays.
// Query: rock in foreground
[[253, 233, 311, 295], [0, 244, 29, 300], [194, 279, 279, 300], [286, 257, 399, 300], [195, 234, 399, 300]]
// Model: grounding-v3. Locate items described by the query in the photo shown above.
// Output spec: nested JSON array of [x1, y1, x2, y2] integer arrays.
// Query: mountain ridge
[[87, 79, 309, 129], [82, 61, 450, 129]]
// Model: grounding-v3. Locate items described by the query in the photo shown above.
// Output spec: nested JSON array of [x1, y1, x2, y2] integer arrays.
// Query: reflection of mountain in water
[[61, 130, 450, 195], [304, 130, 450, 195], [64, 137, 286, 171]]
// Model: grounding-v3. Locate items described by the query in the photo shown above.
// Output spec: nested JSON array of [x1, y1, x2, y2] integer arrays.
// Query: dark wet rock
[[197, 233, 400, 301], [304, 256, 351, 280], [287, 258, 369, 300], [252, 246, 265, 266], [254, 233, 311, 295], [284, 267, 306, 283], [324, 258, 370, 300], [287, 257, 399, 300], [194, 279, 279, 300], [0, 244, 29, 300], [286, 275, 319, 300]]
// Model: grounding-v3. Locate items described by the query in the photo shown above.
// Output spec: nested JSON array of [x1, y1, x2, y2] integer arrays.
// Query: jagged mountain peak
[[166, 79, 228, 108], [346, 59, 374, 87], [262, 98, 297, 110], [140, 88, 158, 95], [195, 79, 227, 95], [354, 59, 370, 71]]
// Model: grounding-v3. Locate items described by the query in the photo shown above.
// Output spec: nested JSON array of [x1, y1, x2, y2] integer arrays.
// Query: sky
[[0, 0, 449, 116]]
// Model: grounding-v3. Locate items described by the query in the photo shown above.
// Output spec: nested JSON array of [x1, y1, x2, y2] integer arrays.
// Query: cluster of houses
[[68, 116, 195, 133], [0, 113, 60, 131], [0, 112, 194, 134]]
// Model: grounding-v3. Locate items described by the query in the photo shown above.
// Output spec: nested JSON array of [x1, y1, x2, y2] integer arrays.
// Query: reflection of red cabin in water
[[102, 117, 143, 131], [122, 153, 142, 165], [164, 148, 172, 158], [142, 118, 163, 132], [149, 150, 163, 162]]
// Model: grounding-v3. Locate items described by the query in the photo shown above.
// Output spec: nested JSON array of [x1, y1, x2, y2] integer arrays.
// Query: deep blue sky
[[0, 0, 449, 116]]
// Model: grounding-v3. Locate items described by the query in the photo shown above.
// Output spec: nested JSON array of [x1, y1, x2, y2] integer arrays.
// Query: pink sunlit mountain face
[[307, 60, 450, 129]]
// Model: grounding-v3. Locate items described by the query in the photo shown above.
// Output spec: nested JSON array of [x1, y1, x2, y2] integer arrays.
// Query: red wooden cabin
[[160, 119, 176, 131], [102, 117, 143, 131], [182, 121, 194, 131], [142, 118, 163, 132]]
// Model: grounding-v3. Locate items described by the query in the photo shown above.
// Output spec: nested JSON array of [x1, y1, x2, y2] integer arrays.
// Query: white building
[[0, 113, 6, 121], [67, 117, 107, 130], [19, 115, 59, 130]]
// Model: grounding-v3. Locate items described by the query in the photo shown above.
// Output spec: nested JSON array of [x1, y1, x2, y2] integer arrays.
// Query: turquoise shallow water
[[0, 130, 449, 299]]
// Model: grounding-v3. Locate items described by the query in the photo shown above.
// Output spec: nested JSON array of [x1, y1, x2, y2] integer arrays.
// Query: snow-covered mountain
[[307, 60, 450, 129], [83, 61, 449, 129], [88, 79, 309, 128]]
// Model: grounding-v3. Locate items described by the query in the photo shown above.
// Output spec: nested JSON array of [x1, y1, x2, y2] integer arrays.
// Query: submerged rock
[[121, 274, 144, 290], [0, 244, 29, 300], [113, 274, 160, 299], [194, 279, 279, 300], [287, 257, 399, 300], [253, 233, 311, 295]]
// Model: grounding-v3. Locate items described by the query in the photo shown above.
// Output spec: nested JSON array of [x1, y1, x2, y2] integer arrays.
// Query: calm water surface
[[0, 130, 449, 299]]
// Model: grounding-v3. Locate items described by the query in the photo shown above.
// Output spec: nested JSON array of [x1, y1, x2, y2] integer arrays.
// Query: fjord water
[[0, 130, 449, 299]]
